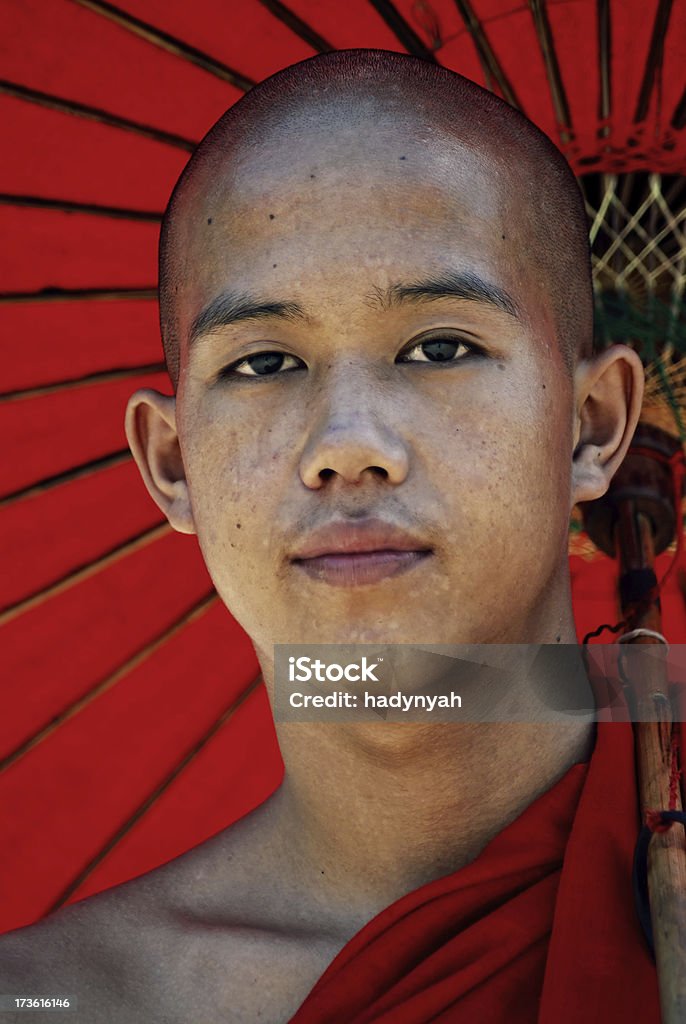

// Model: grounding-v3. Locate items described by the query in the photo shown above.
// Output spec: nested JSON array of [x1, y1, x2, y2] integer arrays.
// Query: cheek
[[495, 384, 573, 549], [183, 418, 292, 557], [448, 376, 570, 530], [182, 422, 245, 548]]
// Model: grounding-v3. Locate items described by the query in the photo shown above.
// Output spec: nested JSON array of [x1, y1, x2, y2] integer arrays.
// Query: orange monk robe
[[287, 714, 676, 1023]]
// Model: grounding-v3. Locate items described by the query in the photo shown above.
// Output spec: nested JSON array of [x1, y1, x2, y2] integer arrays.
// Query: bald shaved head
[[159, 48, 593, 392], [119, 53, 649, 971], [126, 45, 645, 659]]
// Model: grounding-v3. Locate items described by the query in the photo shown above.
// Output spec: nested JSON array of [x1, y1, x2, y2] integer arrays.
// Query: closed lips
[[290, 519, 432, 560]]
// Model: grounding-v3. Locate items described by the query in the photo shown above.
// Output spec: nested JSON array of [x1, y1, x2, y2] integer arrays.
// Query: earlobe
[[570, 345, 645, 507], [124, 388, 196, 535]]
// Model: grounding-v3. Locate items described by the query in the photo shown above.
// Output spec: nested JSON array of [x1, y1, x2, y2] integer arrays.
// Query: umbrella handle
[[580, 423, 686, 1022], [615, 506, 686, 1024]]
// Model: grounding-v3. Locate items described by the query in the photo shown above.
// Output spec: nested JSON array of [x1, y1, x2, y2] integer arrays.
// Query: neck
[[245, 604, 596, 924], [266, 706, 595, 921]]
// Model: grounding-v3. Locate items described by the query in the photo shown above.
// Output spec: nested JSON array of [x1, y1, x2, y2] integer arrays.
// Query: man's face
[[172, 107, 577, 652]]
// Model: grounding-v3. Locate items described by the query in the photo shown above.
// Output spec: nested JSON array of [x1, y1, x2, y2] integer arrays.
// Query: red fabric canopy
[[1, 0, 685, 936]]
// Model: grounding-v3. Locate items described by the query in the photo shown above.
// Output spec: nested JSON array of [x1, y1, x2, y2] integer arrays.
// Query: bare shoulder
[[0, 821, 367, 1023], [0, 847, 352, 1024], [0, 868, 181, 1023]]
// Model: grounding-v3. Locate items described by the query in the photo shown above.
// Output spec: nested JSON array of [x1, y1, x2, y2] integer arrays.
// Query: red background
[[2, 0, 685, 935]]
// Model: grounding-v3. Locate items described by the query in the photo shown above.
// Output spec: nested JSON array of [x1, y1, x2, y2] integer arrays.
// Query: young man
[[1, 49, 655, 1022]]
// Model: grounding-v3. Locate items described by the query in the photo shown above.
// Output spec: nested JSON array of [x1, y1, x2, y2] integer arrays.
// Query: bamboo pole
[[614, 503, 686, 1022]]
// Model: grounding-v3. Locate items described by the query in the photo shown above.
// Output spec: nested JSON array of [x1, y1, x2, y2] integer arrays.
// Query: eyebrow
[[189, 293, 309, 349], [188, 270, 521, 349], [372, 271, 520, 319]]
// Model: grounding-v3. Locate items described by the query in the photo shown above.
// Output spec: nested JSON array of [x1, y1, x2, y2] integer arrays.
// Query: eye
[[397, 336, 483, 364], [217, 350, 306, 380]]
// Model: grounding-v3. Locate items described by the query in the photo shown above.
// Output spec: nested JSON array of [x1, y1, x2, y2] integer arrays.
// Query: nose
[[298, 368, 410, 489]]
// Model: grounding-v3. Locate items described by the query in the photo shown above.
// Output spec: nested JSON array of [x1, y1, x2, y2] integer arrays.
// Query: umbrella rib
[[42, 667, 264, 916], [671, 85, 686, 131], [0, 592, 219, 775], [0, 364, 167, 402], [0, 590, 219, 772], [0, 80, 196, 152], [72, 0, 254, 91], [256, 0, 334, 52], [633, 0, 674, 124], [0, 194, 162, 222], [366, 0, 438, 61], [450, 0, 521, 109], [0, 448, 132, 510], [597, 0, 611, 136], [0, 287, 157, 304], [0, 521, 172, 625], [527, 0, 572, 143]]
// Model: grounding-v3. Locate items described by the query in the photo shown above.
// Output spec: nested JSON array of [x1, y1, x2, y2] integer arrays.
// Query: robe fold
[[288, 717, 669, 1023]]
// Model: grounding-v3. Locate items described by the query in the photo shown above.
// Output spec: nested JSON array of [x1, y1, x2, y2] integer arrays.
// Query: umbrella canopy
[[2, 0, 686, 934]]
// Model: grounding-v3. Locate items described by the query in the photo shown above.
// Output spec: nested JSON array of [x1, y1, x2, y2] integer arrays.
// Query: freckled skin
[[128, 108, 643, 668], [119, 92, 646, 975]]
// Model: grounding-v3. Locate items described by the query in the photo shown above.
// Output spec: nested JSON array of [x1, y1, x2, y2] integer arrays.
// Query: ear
[[124, 388, 196, 535], [571, 344, 645, 507]]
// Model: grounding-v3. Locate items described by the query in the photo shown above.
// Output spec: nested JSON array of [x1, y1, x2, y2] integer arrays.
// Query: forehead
[[174, 108, 540, 341]]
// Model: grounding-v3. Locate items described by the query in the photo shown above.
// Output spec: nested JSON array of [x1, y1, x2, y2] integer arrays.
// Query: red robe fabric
[[287, 718, 666, 1023]]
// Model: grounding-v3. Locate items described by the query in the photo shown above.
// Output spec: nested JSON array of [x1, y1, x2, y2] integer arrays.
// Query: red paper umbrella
[[2, 0, 686, 935]]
